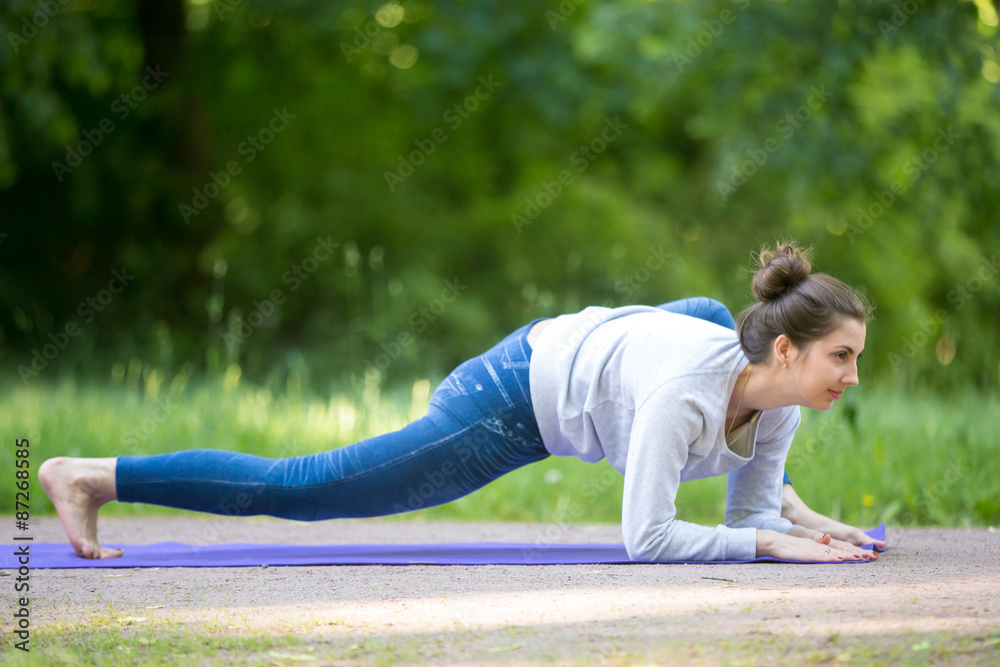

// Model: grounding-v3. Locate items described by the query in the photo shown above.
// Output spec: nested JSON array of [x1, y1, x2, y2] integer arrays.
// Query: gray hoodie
[[529, 305, 798, 561]]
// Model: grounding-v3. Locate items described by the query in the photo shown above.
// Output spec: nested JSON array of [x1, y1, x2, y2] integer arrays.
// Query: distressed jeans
[[116, 297, 746, 518]]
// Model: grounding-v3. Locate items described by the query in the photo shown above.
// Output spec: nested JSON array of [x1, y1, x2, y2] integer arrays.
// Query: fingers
[[827, 537, 851, 550], [813, 545, 845, 562], [839, 528, 886, 550], [845, 531, 872, 546], [778, 533, 878, 562], [830, 538, 878, 560], [813, 536, 877, 561], [838, 543, 878, 561], [797, 535, 846, 562], [796, 529, 831, 545], [848, 532, 886, 552], [834, 547, 869, 561]]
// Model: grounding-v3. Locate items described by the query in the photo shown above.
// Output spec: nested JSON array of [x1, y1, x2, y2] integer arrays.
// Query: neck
[[726, 365, 755, 431], [738, 360, 796, 413]]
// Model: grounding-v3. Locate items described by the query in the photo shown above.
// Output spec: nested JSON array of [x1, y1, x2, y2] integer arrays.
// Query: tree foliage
[[1, 0, 998, 391]]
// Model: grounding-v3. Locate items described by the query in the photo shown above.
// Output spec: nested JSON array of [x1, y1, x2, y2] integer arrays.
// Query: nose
[[844, 362, 860, 387]]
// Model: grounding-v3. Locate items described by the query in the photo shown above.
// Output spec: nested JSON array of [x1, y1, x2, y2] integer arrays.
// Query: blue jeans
[[117, 316, 552, 519], [117, 298, 782, 519]]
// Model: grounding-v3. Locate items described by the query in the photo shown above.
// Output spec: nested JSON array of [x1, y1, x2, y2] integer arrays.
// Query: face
[[777, 319, 866, 410]]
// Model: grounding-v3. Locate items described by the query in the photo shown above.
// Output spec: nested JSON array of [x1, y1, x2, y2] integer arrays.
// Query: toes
[[75, 544, 123, 559]]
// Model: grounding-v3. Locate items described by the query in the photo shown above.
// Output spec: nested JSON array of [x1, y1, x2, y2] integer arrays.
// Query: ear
[[772, 334, 794, 367]]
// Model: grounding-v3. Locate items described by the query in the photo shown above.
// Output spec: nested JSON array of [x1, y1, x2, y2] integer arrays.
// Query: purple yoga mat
[[3, 524, 885, 569]]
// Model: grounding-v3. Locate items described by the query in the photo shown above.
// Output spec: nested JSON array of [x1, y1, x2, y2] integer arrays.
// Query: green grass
[[4, 614, 998, 666], [2, 608, 308, 667], [2, 363, 997, 528]]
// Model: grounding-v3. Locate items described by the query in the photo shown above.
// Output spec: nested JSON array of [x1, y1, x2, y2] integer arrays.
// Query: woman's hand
[[781, 483, 887, 550], [821, 523, 884, 549], [756, 529, 878, 562], [786, 525, 879, 560]]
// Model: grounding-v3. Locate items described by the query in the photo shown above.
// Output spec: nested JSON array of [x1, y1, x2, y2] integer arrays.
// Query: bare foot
[[38, 457, 123, 559]]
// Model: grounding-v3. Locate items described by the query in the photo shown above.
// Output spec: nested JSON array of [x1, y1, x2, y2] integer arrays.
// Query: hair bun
[[751, 242, 813, 303]]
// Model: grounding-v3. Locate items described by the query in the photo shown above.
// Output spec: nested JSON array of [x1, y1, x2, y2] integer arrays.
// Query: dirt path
[[16, 517, 1000, 664]]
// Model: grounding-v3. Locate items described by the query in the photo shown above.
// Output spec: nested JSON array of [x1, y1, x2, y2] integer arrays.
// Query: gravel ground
[[12, 516, 1000, 664]]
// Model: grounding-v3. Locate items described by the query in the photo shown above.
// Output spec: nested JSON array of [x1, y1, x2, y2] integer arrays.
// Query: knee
[[693, 297, 736, 330]]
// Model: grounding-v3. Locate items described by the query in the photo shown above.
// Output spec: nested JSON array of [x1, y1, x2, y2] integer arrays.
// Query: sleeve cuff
[[726, 527, 758, 561]]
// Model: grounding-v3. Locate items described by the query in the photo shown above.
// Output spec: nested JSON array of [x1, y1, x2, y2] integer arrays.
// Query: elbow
[[623, 521, 676, 562], [624, 539, 656, 563], [724, 505, 761, 529]]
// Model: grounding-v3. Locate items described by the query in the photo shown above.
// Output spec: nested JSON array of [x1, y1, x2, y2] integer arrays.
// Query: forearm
[[780, 483, 883, 547], [781, 483, 848, 532], [781, 482, 825, 527], [625, 516, 758, 562]]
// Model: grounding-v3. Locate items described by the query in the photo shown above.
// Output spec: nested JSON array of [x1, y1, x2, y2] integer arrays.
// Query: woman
[[40, 242, 882, 562], [656, 295, 884, 550]]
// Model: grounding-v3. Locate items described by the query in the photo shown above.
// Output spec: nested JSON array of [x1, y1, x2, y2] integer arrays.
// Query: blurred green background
[[1, 0, 998, 526]]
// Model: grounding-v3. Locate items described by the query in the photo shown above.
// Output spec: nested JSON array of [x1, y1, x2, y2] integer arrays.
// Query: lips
[[828, 389, 842, 399]]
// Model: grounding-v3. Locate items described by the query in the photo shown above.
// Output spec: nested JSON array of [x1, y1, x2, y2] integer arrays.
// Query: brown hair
[[736, 242, 874, 364]]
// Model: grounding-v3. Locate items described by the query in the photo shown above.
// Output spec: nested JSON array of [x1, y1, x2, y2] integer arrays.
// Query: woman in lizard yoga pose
[[40, 241, 882, 562]]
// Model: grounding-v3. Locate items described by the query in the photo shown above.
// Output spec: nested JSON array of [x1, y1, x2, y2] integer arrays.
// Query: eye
[[835, 351, 848, 361]]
